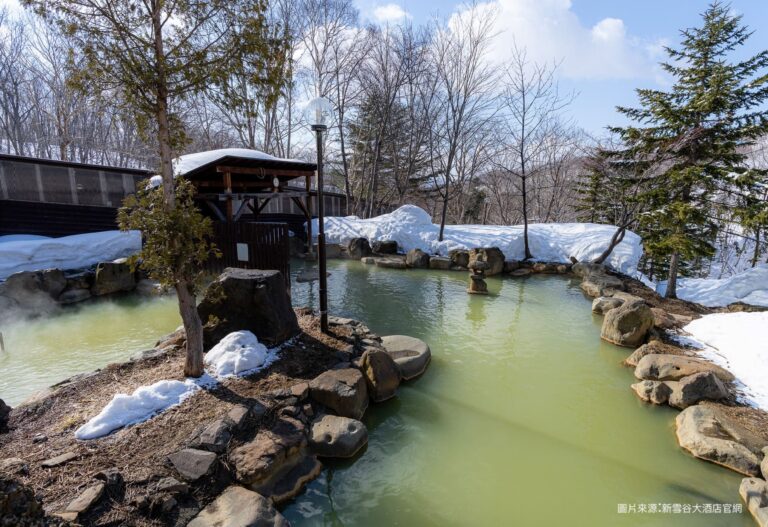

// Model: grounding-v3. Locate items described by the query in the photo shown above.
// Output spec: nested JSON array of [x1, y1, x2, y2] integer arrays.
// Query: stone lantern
[[467, 257, 489, 295]]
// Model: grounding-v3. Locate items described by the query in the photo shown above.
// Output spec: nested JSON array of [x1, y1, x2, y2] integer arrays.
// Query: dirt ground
[[0, 310, 354, 526]]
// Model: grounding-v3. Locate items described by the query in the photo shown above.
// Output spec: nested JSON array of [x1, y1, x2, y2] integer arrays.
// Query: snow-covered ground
[[0, 230, 142, 280], [684, 312, 768, 411], [74, 376, 215, 440], [313, 205, 643, 275], [657, 265, 768, 307], [76, 331, 278, 440]]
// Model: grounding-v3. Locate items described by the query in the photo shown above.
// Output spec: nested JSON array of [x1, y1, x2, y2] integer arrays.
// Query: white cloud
[[373, 3, 411, 23], [460, 0, 662, 80]]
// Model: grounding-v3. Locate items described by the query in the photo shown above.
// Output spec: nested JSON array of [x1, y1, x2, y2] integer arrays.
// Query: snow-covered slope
[[0, 230, 142, 280], [685, 312, 768, 411], [657, 265, 768, 308], [313, 205, 643, 275]]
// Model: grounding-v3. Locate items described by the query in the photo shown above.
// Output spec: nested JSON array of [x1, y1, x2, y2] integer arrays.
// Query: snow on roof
[[173, 148, 313, 176]]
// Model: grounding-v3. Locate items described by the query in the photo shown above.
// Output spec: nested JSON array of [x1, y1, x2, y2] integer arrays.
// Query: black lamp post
[[308, 97, 333, 333]]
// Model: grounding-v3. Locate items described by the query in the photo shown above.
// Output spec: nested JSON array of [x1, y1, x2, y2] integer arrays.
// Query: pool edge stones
[[380, 335, 431, 381]]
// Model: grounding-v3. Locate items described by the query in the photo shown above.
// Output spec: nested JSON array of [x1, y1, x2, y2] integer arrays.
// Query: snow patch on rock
[[204, 330, 277, 378]]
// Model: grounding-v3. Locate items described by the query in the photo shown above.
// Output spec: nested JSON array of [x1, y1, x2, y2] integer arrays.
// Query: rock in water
[[634, 354, 735, 382], [740, 477, 768, 527], [405, 248, 430, 268], [667, 372, 729, 409], [429, 256, 452, 270], [360, 349, 401, 402], [468, 248, 504, 276], [380, 335, 431, 380], [188, 486, 289, 527], [91, 259, 136, 296], [675, 405, 765, 476], [372, 240, 398, 254], [600, 301, 654, 347], [631, 380, 672, 405], [309, 415, 368, 458], [591, 296, 623, 315], [346, 238, 372, 259], [309, 369, 369, 419], [198, 268, 298, 349], [449, 249, 469, 269]]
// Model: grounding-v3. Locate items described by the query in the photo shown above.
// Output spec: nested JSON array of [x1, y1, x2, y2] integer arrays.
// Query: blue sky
[[355, 0, 768, 135]]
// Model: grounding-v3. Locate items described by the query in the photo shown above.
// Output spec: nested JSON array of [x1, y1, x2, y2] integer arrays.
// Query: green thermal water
[[0, 260, 750, 525], [0, 295, 181, 405]]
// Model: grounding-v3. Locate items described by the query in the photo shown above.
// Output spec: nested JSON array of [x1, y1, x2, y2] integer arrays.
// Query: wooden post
[[305, 171, 313, 256], [224, 171, 233, 221]]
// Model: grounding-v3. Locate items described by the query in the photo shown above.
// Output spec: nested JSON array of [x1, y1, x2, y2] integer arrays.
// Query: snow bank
[[74, 375, 215, 440], [313, 205, 643, 275], [657, 265, 768, 308], [174, 148, 310, 176], [204, 330, 271, 378], [684, 312, 768, 411], [0, 230, 142, 280], [76, 331, 281, 439]]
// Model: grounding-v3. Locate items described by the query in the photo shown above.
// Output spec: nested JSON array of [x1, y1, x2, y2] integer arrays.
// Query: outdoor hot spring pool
[[0, 260, 750, 526]]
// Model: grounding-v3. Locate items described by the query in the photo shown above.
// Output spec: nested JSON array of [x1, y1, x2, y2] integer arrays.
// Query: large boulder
[[188, 486, 289, 527], [229, 417, 306, 488], [571, 262, 606, 278], [668, 372, 729, 409], [634, 354, 735, 382], [449, 249, 469, 269], [309, 369, 369, 419], [405, 248, 430, 268], [91, 259, 136, 296], [740, 477, 768, 527], [675, 405, 766, 476], [372, 240, 398, 254], [468, 248, 504, 276], [600, 301, 654, 347], [309, 415, 368, 458], [198, 268, 298, 349], [380, 335, 431, 380], [360, 349, 401, 402], [346, 238, 372, 259]]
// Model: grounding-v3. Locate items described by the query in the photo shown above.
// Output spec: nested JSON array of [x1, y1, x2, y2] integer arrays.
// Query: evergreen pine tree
[[610, 1, 768, 298]]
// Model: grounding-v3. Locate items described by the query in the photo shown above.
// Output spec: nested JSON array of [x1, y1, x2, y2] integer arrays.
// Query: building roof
[[173, 148, 316, 178], [0, 153, 152, 175]]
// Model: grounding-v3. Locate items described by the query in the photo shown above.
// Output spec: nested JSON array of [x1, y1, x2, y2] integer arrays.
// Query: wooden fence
[[206, 221, 290, 288]]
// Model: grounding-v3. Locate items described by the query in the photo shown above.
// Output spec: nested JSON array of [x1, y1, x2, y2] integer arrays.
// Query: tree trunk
[[521, 175, 532, 260], [593, 225, 627, 265], [151, 3, 204, 377], [438, 194, 448, 242], [666, 252, 680, 299], [176, 281, 204, 377], [752, 228, 761, 267]]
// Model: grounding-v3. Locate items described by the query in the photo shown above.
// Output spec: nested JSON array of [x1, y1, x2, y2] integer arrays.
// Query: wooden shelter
[[176, 149, 317, 248]]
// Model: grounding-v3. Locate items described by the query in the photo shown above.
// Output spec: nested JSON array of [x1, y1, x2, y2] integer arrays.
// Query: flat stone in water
[[380, 335, 431, 380]]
